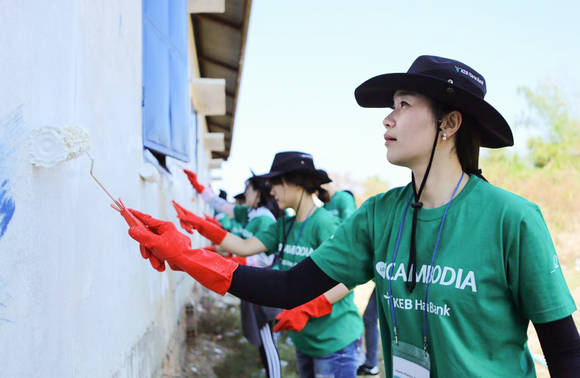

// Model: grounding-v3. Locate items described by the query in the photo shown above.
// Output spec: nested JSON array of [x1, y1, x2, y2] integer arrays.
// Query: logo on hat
[[454, 65, 484, 86]]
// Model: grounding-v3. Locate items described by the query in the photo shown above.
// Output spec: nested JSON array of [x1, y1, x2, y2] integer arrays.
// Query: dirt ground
[[183, 292, 300, 378]]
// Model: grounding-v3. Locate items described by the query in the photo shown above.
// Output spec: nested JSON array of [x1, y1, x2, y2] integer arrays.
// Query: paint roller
[[28, 126, 146, 229]]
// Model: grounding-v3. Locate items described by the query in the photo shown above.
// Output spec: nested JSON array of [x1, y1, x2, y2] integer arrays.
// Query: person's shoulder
[[313, 206, 340, 222], [473, 177, 540, 217], [249, 206, 276, 222], [335, 190, 353, 200], [309, 207, 341, 230], [360, 184, 412, 211]]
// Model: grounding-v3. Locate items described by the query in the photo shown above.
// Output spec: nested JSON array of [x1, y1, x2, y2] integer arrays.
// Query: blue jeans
[[295, 339, 359, 378], [362, 288, 379, 367]]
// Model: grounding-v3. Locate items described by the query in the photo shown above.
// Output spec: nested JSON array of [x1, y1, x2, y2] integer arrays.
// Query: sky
[[214, 0, 580, 197]]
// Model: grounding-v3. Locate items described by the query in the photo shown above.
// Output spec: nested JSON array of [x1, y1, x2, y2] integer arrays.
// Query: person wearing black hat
[[122, 56, 580, 377], [178, 152, 363, 377]]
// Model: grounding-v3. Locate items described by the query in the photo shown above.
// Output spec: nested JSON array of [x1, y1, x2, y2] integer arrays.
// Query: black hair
[[247, 177, 282, 218], [218, 189, 228, 199], [269, 172, 322, 194], [317, 188, 331, 203], [431, 100, 487, 181]]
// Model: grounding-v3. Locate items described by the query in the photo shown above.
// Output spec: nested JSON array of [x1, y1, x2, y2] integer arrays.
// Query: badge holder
[[392, 340, 430, 378]]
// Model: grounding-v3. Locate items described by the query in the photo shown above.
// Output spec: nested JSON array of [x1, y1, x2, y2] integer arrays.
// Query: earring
[[442, 133, 447, 141]]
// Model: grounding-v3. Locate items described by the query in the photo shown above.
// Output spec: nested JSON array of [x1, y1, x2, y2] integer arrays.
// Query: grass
[[187, 293, 300, 377]]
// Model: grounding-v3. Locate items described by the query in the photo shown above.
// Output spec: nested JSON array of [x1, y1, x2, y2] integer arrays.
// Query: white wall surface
[[0, 1, 213, 377]]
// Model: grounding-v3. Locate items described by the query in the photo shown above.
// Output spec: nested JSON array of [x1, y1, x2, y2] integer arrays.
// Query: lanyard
[[294, 204, 316, 246], [273, 204, 317, 267], [387, 172, 465, 350]]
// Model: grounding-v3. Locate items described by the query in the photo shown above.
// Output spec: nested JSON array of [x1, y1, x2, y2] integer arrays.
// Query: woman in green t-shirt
[[179, 152, 363, 377], [123, 56, 580, 377]]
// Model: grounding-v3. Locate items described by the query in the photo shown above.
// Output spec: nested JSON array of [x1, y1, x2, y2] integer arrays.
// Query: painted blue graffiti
[[0, 179, 15, 238], [0, 106, 22, 239]]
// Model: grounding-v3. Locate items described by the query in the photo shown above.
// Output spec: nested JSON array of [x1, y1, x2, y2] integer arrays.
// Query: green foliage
[[517, 85, 580, 169], [481, 84, 580, 236]]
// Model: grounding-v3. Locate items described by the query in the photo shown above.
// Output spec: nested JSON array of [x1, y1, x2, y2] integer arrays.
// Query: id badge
[[392, 340, 430, 378]]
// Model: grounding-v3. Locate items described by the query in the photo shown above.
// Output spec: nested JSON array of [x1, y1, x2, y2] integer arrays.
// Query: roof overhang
[[191, 0, 252, 160]]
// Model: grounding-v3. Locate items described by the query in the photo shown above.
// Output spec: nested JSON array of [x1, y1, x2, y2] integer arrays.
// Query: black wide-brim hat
[[255, 151, 331, 184], [355, 55, 513, 148]]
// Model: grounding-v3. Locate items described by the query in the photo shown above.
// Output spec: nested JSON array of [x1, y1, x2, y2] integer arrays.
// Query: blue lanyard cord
[[295, 204, 316, 246], [421, 172, 464, 350], [387, 172, 465, 348], [388, 195, 413, 343]]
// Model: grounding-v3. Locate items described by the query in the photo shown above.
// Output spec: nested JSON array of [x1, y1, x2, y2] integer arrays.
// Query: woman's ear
[[440, 110, 463, 139]]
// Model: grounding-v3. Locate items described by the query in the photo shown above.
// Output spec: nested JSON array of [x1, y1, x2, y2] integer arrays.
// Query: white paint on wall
[[0, 1, 215, 377], [29, 127, 90, 167]]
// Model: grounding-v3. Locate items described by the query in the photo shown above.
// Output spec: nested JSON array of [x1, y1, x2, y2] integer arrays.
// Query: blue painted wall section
[[0, 106, 22, 239], [0, 179, 15, 238]]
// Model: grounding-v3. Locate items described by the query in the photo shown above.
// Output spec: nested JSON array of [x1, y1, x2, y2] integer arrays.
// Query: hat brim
[[254, 168, 331, 185], [355, 73, 513, 148]]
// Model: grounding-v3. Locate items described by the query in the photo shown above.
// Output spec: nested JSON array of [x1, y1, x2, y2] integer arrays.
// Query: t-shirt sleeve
[[311, 199, 375, 290], [254, 219, 280, 255], [339, 192, 357, 220], [216, 212, 232, 231], [233, 205, 250, 224], [246, 216, 275, 236], [314, 213, 340, 246], [507, 203, 576, 323]]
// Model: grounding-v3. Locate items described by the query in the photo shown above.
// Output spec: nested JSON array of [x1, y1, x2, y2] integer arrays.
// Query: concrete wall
[[0, 1, 213, 376]]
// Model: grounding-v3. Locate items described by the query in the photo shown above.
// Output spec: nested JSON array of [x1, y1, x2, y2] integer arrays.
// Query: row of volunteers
[[181, 155, 364, 377], [183, 173, 284, 377], [118, 55, 580, 377]]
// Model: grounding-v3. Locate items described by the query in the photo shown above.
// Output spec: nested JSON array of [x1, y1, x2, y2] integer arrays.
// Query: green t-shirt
[[215, 212, 233, 231], [231, 205, 276, 240], [256, 207, 363, 357], [311, 175, 576, 377], [323, 191, 357, 222]]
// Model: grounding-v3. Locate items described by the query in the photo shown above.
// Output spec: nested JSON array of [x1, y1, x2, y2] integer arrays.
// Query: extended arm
[[184, 169, 235, 217], [125, 209, 339, 307], [229, 257, 338, 309], [534, 316, 580, 377], [323, 283, 350, 303], [218, 233, 268, 257]]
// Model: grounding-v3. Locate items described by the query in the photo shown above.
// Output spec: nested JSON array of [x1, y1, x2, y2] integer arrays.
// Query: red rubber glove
[[172, 200, 227, 245], [224, 254, 247, 265], [127, 209, 239, 295], [273, 295, 332, 332], [204, 214, 222, 227], [111, 198, 166, 272], [183, 169, 206, 194]]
